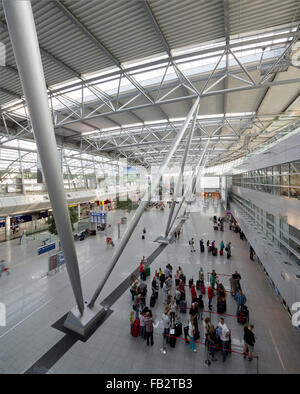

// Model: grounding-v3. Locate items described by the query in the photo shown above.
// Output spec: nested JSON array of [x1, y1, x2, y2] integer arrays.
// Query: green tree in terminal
[[48, 206, 78, 235]]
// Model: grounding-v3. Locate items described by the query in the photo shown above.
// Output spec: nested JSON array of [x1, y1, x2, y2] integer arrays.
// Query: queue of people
[[130, 258, 255, 363]]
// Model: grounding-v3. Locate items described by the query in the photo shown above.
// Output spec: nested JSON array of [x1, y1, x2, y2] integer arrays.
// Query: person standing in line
[[169, 298, 177, 325], [163, 280, 169, 305], [203, 317, 211, 345], [162, 306, 170, 348], [140, 310, 146, 340], [207, 325, 218, 362], [190, 284, 197, 301], [243, 325, 256, 361], [129, 310, 134, 333], [208, 284, 214, 311], [218, 318, 230, 362], [235, 289, 247, 315], [139, 261, 145, 280], [220, 240, 225, 253], [229, 274, 237, 297], [133, 294, 141, 319], [188, 317, 197, 352], [232, 270, 242, 290], [175, 286, 181, 310], [144, 312, 154, 346], [200, 238, 204, 252]]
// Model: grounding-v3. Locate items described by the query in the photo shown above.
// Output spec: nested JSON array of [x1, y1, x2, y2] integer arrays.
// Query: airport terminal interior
[[0, 0, 299, 375]]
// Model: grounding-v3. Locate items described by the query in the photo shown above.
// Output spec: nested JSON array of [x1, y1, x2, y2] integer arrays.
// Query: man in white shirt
[[218, 318, 230, 362], [161, 307, 170, 348]]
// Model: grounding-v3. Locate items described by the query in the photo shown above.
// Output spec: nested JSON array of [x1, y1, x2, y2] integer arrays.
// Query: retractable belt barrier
[[183, 284, 232, 293], [178, 306, 239, 318], [164, 333, 258, 359]]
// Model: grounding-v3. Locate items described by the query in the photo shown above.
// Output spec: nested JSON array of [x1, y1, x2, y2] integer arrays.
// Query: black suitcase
[[189, 278, 194, 288], [179, 300, 187, 313], [180, 292, 186, 301], [150, 294, 156, 307], [201, 245, 205, 252], [142, 235, 145, 240], [184, 326, 190, 344], [212, 247, 217, 256], [169, 328, 176, 348], [217, 300, 225, 314], [175, 322, 182, 337]]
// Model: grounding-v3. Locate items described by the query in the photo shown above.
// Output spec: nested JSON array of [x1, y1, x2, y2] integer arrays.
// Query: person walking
[[0, 259, 10, 277], [243, 324, 256, 361], [218, 318, 230, 362], [189, 238, 196, 252], [249, 245, 255, 260], [144, 312, 154, 346], [226, 242, 232, 259], [235, 289, 247, 316]]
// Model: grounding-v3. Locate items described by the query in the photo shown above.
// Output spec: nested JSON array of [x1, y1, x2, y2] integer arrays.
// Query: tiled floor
[[0, 199, 299, 374]]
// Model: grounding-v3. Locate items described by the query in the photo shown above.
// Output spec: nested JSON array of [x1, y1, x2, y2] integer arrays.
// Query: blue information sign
[[38, 242, 56, 255], [89, 212, 106, 224]]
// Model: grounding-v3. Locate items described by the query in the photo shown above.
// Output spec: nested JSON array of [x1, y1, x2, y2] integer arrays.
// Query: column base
[[63, 304, 107, 336]]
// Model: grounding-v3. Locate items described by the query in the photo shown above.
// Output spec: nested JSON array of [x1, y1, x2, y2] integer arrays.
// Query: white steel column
[[3, 0, 85, 315], [5, 216, 10, 241]]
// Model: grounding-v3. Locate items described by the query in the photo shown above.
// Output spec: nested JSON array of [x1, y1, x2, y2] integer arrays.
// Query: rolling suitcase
[[175, 322, 182, 337], [142, 235, 145, 240], [131, 318, 140, 337], [150, 294, 156, 307], [184, 326, 190, 344], [217, 300, 225, 314], [201, 245, 205, 252], [237, 305, 249, 324], [145, 266, 151, 277], [179, 300, 187, 313], [189, 278, 194, 288], [169, 328, 176, 348], [220, 249, 223, 256], [212, 247, 217, 256]]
